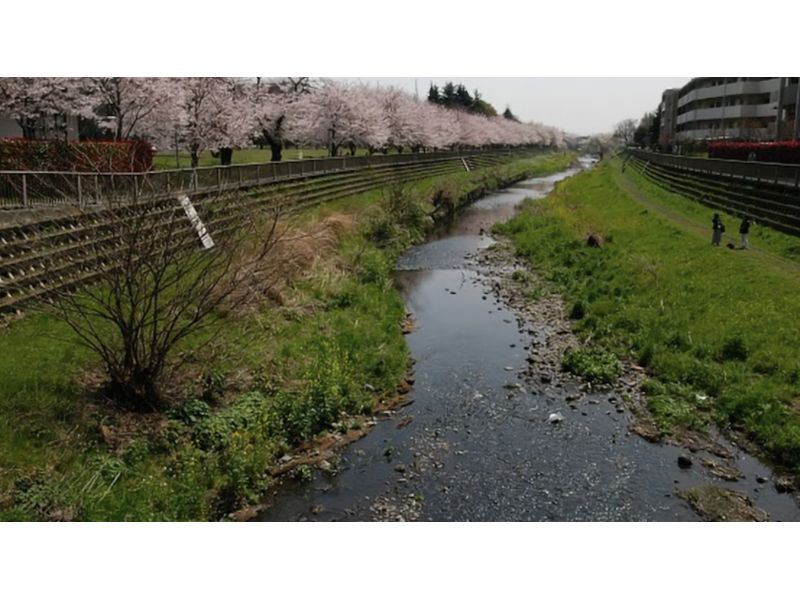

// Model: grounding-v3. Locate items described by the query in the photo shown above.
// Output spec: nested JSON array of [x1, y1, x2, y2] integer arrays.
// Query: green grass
[[0, 151, 572, 520], [152, 147, 393, 170], [621, 162, 800, 265], [497, 160, 800, 470]]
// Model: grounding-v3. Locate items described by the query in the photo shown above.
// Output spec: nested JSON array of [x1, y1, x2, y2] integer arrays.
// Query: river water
[[258, 158, 800, 521]]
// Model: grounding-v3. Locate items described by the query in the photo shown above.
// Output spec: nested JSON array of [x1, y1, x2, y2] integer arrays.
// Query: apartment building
[[660, 77, 800, 145]]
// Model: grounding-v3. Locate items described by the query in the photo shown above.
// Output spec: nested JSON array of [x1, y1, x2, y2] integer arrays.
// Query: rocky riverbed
[[254, 163, 800, 522]]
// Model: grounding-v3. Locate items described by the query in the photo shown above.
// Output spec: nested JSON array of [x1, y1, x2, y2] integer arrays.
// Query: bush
[[0, 137, 153, 172], [708, 141, 800, 164]]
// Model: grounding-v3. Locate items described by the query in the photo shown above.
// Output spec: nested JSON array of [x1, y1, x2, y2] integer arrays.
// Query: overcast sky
[[338, 77, 691, 136]]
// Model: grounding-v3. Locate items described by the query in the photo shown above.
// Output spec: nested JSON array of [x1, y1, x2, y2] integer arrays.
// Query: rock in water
[[774, 476, 795, 494], [548, 412, 565, 424]]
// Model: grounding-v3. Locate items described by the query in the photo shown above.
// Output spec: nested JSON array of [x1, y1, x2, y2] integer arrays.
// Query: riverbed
[[257, 159, 800, 521]]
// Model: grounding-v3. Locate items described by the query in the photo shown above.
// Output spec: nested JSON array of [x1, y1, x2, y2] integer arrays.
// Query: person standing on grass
[[712, 213, 724, 246], [739, 215, 752, 249]]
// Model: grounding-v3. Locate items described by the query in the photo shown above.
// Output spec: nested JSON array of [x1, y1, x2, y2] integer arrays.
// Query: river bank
[[0, 152, 574, 521], [255, 158, 800, 522], [495, 159, 800, 519]]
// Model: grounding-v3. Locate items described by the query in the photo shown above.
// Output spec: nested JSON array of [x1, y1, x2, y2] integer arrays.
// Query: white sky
[[337, 77, 691, 136]]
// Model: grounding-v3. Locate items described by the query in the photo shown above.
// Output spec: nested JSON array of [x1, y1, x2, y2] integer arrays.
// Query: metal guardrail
[[0, 148, 530, 209], [627, 149, 800, 190]]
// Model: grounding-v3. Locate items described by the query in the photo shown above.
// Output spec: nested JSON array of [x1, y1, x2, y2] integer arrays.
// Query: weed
[[720, 336, 749, 362], [561, 347, 621, 384]]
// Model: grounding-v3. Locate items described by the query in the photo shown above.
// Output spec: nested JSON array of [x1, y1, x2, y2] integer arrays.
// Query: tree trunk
[[191, 147, 200, 169], [219, 147, 233, 166], [269, 140, 282, 162]]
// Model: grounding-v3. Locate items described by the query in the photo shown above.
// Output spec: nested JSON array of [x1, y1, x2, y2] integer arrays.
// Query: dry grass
[[227, 213, 356, 312]]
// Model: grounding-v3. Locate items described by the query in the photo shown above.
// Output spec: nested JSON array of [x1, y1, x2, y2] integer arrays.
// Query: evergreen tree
[[441, 82, 457, 107], [427, 83, 440, 104], [455, 84, 473, 108], [502, 106, 520, 122]]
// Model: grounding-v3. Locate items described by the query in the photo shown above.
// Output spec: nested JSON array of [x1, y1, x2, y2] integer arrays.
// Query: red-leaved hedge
[[708, 141, 800, 165], [0, 138, 153, 172]]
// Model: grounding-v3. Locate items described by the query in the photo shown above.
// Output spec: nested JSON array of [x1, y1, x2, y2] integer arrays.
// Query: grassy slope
[[618, 161, 800, 266], [0, 152, 573, 521], [498, 159, 800, 471]]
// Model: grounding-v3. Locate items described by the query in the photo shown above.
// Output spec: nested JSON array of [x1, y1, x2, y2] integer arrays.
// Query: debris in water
[[548, 412, 565, 424]]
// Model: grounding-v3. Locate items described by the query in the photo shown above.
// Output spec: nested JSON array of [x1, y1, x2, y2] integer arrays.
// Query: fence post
[[193, 169, 198, 192], [272, 163, 277, 180], [77, 175, 83, 209], [166, 172, 171, 195], [238, 166, 243, 187], [94, 174, 99, 204], [256, 164, 261, 184], [217, 168, 222, 191], [22, 173, 28, 208]]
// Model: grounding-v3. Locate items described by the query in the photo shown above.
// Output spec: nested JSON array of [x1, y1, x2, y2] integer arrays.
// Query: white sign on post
[[178, 195, 215, 249]]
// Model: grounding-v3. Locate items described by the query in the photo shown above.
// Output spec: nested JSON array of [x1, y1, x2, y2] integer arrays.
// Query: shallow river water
[[258, 159, 800, 521]]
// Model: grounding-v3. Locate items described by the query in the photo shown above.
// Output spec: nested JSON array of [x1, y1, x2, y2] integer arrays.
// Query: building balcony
[[676, 104, 778, 126], [677, 79, 781, 109]]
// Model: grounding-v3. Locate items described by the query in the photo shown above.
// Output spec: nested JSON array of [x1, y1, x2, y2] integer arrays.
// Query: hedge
[[0, 138, 153, 172], [708, 141, 800, 165]]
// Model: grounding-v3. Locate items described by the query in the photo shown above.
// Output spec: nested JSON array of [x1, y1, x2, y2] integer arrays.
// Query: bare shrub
[[53, 193, 284, 410]]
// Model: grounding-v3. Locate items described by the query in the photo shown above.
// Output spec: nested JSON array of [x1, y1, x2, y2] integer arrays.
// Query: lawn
[[498, 159, 800, 471], [152, 147, 395, 170]]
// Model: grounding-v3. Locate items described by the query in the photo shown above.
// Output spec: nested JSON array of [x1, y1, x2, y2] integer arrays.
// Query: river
[[257, 158, 800, 521]]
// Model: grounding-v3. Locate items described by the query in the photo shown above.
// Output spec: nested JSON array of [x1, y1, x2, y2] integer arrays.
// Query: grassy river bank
[[0, 152, 574, 521], [497, 158, 800, 482]]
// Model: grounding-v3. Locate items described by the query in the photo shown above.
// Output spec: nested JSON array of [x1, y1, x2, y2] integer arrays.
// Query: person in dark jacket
[[711, 213, 724, 246], [739, 216, 752, 249]]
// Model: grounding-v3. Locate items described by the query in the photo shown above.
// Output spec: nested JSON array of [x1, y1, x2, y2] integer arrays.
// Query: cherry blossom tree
[[170, 77, 251, 168], [342, 84, 389, 154], [374, 87, 426, 153], [2, 77, 566, 161], [249, 77, 309, 162], [0, 77, 93, 140], [292, 80, 388, 157], [87, 77, 176, 141]]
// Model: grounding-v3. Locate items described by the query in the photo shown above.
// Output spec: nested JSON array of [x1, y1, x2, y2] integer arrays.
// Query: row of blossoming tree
[[0, 77, 564, 168]]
